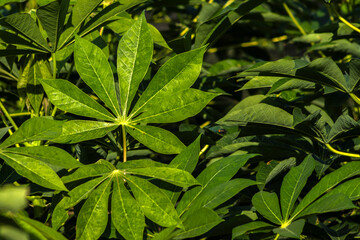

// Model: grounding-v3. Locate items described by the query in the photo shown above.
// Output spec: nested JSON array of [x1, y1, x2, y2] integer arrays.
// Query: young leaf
[[4, 146, 82, 169], [126, 125, 185, 154], [0, 152, 67, 191], [53, 120, 118, 144], [292, 161, 360, 219], [273, 219, 305, 239], [111, 175, 145, 240], [0, 117, 63, 148], [252, 191, 283, 225], [40, 79, 116, 121], [74, 36, 121, 117], [117, 12, 153, 115], [126, 167, 200, 188], [130, 47, 206, 117], [0, 127, 10, 140], [326, 115, 360, 143], [76, 178, 112, 240], [173, 208, 223, 239], [280, 155, 315, 221], [176, 154, 256, 216], [125, 175, 182, 228], [132, 89, 220, 124]]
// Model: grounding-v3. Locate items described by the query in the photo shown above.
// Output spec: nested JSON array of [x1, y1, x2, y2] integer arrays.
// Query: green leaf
[[176, 154, 256, 216], [349, 59, 360, 92], [0, 13, 50, 51], [252, 191, 282, 225], [74, 36, 121, 117], [273, 219, 305, 239], [296, 193, 357, 219], [326, 115, 360, 143], [76, 178, 112, 240], [0, 152, 67, 191], [111, 175, 145, 240], [239, 76, 283, 91], [292, 161, 360, 219], [0, 127, 10, 140], [117, 12, 153, 115], [125, 175, 182, 228], [217, 103, 293, 129], [328, 178, 360, 200], [256, 158, 296, 190], [127, 167, 199, 188], [39, 79, 116, 121], [163, 136, 201, 203], [232, 221, 274, 239], [187, 178, 257, 213], [0, 185, 28, 213], [58, 0, 102, 49], [126, 125, 185, 154], [0, 117, 63, 148], [133, 89, 219, 124], [65, 175, 110, 208], [280, 155, 315, 221], [61, 163, 112, 184], [53, 120, 118, 144], [4, 146, 82, 169], [173, 208, 223, 239], [15, 215, 67, 240], [117, 159, 167, 169], [52, 196, 69, 230], [130, 47, 206, 117], [37, 0, 69, 50], [78, 1, 147, 39], [194, 0, 266, 48]]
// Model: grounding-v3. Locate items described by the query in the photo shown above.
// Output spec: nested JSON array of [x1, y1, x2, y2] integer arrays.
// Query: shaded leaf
[[252, 191, 282, 225], [273, 219, 305, 239]]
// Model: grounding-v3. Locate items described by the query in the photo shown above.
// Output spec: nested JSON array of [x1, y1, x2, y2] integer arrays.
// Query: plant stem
[[199, 144, 209, 157], [350, 93, 360, 105], [51, 52, 58, 117], [9, 112, 31, 117], [325, 143, 360, 158], [283, 3, 306, 36], [331, 5, 360, 34], [274, 234, 280, 240], [0, 101, 18, 131], [122, 125, 127, 162]]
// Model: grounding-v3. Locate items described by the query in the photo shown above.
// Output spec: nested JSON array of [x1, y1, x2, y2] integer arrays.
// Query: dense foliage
[[1, 0, 360, 239]]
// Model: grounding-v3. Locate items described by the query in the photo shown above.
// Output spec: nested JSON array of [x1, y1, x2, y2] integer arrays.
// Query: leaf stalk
[[122, 124, 127, 162], [325, 143, 360, 158]]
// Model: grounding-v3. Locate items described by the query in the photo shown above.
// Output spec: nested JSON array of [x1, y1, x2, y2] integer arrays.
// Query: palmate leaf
[[126, 125, 185, 154], [273, 219, 305, 239], [0, 152, 67, 191], [280, 155, 315, 221], [117, 12, 153, 115], [125, 174, 183, 228], [291, 161, 360, 219], [0, 117, 63, 148], [176, 154, 256, 217], [39, 79, 116, 121], [112, 175, 145, 240], [37, 0, 69, 50], [252, 191, 282, 225], [126, 167, 200, 188], [0, 13, 51, 51], [232, 221, 274, 239], [53, 120, 118, 144], [173, 208, 223, 239], [74, 36, 121, 117], [130, 47, 206, 117], [76, 178, 112, 240], [327, 178, 360, 200], [4, 146, 82, 169]]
